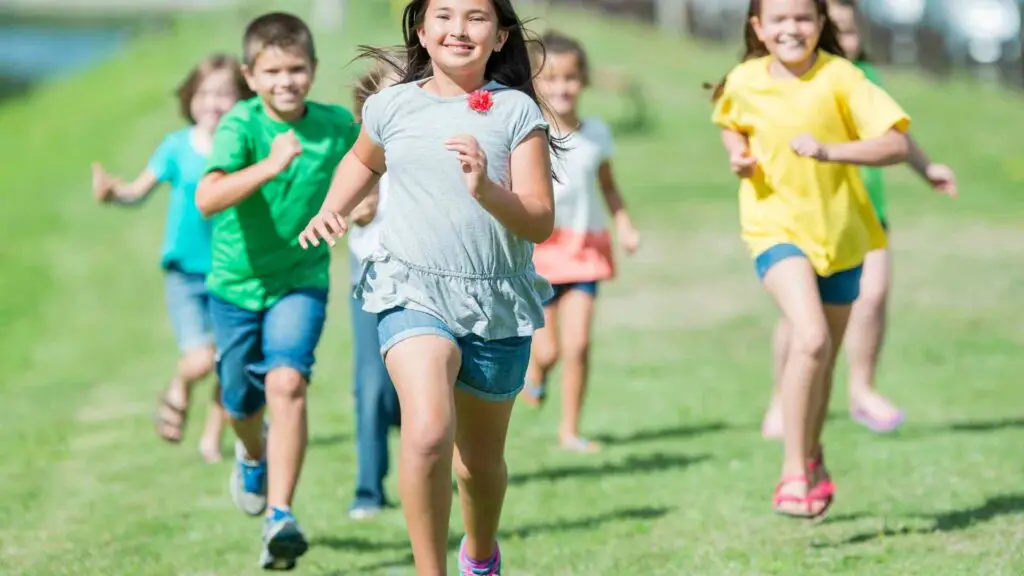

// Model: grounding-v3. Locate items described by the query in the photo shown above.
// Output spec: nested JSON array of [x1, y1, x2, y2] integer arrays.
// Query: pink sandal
[[773, 474, 819, 519], [807, 447, 836, 519]]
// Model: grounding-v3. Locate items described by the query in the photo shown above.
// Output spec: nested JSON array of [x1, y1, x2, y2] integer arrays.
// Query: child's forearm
[[196, 160, 278, 217], [320, 152, 380, 217], [103, 171, 158, 206], [906, 136, 933, 180], [109, 179, 151, 205], [598, 161, 628, 218], [824, 130, 910, 167], [478, 180, 554, 244]]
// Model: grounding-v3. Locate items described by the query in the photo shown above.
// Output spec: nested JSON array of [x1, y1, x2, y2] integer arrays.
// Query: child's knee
[[265, 367, 308, 401], [560, 338, 590, 364], [402, 417, 454, 460], [179, 346, 216, 381], [532, 341, 559, 369], [789, 324, 831, 361]]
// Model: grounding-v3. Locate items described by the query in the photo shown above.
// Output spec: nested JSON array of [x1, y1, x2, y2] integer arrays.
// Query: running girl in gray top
[[297, 1, 556, 574]]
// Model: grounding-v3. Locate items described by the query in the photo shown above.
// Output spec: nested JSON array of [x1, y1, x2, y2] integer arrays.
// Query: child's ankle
[[267, 506, 293, 520], [463, 544, 499, 568]]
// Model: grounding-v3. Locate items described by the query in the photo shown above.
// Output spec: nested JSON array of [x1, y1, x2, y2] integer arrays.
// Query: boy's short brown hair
[[175, 53, 252, 123], [242, 12, 316, 67]]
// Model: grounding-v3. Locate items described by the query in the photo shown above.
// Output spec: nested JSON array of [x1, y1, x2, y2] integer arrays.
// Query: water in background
[[0, 22, 132, 100]]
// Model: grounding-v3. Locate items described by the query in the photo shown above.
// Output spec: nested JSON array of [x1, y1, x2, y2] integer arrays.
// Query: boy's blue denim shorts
[[754, 243, 862, 306], [209, 288, 328, 420], [544, 281, 599, 306], [164, 268, 214, 352], [376, 306, 532, 403]]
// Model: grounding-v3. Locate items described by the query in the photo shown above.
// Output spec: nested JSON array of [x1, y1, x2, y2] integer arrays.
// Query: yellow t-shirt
[[711, 52, 910, 276]]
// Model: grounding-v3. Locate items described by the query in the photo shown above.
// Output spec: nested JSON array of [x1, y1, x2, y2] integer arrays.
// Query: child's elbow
[[890, 131, 911, 163], [195, 186, 218, 218], [529, 212, 555, 244]]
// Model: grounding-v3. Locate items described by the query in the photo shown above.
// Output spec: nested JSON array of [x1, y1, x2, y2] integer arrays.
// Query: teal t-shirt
[[147, 128, 212, 275], [855, 60, 887, 225], [204, 97, 360, 311]]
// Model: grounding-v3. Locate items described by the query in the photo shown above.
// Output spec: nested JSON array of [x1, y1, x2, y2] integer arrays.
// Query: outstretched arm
[[906, 135, 958, 196], [92, 163, 159, 205], [298, 128, 384, 248], [597, 160, 640, 253]]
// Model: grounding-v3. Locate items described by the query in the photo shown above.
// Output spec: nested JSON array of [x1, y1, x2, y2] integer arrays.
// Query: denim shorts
[[164, 268, 213, 352], [209, 289, 328, 419], [376, 306, 532, 402], [544, 281, 599, 306], [754, 243, 862, 306]]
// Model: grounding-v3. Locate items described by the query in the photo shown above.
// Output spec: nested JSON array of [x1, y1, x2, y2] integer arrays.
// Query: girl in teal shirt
[[92, 54, 252, 462]]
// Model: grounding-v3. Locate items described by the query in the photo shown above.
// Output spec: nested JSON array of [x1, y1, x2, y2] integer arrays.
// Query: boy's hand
[[268, 130, 302, 174], [444, 135, 492, 200], [790, 134, 829, 161], [925, 163, 958, 197], [729, 149, 757, 179], [298, 210, 348, 249], [91, 162, 116, 202], [617, 220, 641, 255]]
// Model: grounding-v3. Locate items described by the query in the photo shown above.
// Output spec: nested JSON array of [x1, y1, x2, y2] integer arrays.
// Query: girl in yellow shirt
[[711, 0, 912, 520], [760, 0, 958, 441]]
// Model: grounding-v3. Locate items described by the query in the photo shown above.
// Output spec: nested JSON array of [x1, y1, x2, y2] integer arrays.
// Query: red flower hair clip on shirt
[[468, 89, 493, 113]]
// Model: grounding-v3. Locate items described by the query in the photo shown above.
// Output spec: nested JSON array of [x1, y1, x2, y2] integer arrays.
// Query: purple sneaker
[[458, 536, 501, 575], [851, 407, 905, 433]]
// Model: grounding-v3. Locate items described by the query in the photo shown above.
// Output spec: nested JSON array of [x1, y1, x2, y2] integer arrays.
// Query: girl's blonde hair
[[352, 50, 404, 122]]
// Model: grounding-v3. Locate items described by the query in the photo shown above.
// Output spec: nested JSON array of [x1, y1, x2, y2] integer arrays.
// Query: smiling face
[[416, 0, 508, 83], [752, 0, 824, 69], [829, 3, 861, 59], [190, 69, 240, 132], [243, 46, 315, 120], [535, 51, 585, 118]]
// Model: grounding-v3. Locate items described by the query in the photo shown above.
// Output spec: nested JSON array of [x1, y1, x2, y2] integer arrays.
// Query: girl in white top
[[522, 31, 641, 454], [298, 1, 557, 573]]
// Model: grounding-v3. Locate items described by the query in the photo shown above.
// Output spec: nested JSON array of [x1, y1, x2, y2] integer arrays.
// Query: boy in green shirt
[[195, 12, 359, 571]]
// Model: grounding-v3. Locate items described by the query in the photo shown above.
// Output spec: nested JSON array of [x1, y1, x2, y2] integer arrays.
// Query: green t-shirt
[[204, 97, 359, 311], [855, 60, 888, 225]]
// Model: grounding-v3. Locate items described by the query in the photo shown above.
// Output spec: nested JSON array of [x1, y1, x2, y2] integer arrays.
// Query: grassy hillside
[[1, 1, 1023, 574]]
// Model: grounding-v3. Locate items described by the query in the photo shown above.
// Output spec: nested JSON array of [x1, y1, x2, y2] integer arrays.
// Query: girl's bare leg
[[385, 335, 461, 576], [763, 258, 831, 516], [555, 289, 599, 451], [844, 248, 903, 430]]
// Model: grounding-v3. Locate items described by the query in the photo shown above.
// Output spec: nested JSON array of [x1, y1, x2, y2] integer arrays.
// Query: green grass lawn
[[2, 1, 1024, 574]]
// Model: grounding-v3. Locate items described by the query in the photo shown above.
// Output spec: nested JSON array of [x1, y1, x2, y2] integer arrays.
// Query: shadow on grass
[[815, 493, 1024, 547], [507, 452, 710, 486], [943, 417, 1024, 433], [592, 421, 728, 446], [315, 505, 672, 573], [308, 431, 351, 447]]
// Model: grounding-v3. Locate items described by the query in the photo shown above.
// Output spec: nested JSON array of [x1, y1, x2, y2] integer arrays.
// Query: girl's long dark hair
[[356, 0, 563, 155], [706, 0, 844, 101]]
